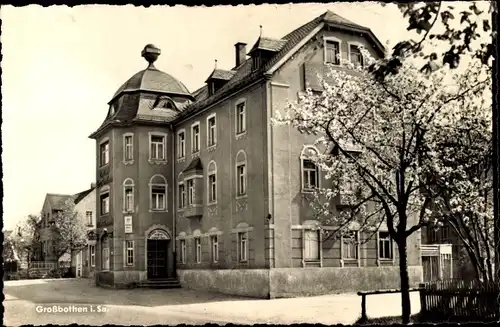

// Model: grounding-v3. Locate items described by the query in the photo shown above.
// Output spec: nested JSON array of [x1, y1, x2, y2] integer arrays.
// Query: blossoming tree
[[273, 53, 491, 323]]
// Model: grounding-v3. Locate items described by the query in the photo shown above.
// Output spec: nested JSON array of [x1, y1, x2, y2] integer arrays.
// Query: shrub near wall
[[269, 266, 423, 298]]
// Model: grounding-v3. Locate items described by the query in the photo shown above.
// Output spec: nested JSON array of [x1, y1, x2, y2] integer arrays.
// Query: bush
[[46, 267, 72, 278]]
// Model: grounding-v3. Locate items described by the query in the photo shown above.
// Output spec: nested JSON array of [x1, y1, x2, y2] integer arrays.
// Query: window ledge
[[192, 151, 200, 158], [378, 258, 393, 261], [148, 159, 168, 165], [235, 194, 248, 200], [149, 209, 168, 213], [177, 157, 186, 163], [99, 164, 110, 169], [207, 145, 217, 152], [123, 160, 134, 166], [235, 132, 247, 140], [177, 208, 185, 212], [207, 202, 218, 207], [122, 211, 134, 214], [100, 213, 110, 218]]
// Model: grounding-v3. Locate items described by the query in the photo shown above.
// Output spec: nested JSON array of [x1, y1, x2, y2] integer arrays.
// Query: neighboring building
[[89, 10, 423, 297], [421, 224, 476, 282], [72, 186, 97, 278], [38, 185, 97, 276]]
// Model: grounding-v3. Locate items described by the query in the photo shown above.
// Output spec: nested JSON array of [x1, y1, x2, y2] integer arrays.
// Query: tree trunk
[[397, 238, 412, 324]]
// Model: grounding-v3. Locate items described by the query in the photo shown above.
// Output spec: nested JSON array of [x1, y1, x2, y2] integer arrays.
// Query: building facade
[[89, 11, 423, 296]]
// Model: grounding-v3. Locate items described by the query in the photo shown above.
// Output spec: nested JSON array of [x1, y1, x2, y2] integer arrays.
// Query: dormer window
[[109, 104, 116, 116], [252, 54, 262, 71]]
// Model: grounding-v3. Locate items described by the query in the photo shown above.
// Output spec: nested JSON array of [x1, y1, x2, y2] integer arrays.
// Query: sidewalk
[[159, 291, 422, 324]]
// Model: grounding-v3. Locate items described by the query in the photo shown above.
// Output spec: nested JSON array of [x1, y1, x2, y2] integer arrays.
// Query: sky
[[0, 2, 488, 230]]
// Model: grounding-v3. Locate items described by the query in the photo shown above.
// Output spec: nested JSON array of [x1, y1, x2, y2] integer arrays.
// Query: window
[[89, 245, 95, 267], [301, 147, 320, 191], [207, 114, 217, 147], [178, 182, 186, 209], [236, 102, 246, 135], [102, 237, 110, 270], [150, 134, 166, 161], [100, 193, 109, 215], [195, 238, 202, 263], [192, 123, 200, 153], [150, 175, 167, 211], [207, 161, 217, 203], [177, 130, 185, 158], [125, 240, 134, 266], [252, 54, 261, 71], [187, 179, 195, 205], [342, 231, 358, 259], [100, 141, 109, 166], [86, 211, 93, 226], [123, 178, 134, 212], [211, 235, 219, 263], [379, 232, 393, 259], [238, 232, 248, 262], [236, 150, 247, 197], [304, 229, 320, 261], [349, 44, 364, 66], [180, 240, 186, 264], [325, 39, 340, 65], [124, 134, 133, 161]]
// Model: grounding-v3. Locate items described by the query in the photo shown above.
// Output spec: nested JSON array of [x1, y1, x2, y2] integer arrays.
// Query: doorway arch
[[145, 225, 171, 279]]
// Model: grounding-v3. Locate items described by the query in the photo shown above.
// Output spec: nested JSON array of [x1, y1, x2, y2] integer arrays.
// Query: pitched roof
[[73, 187, 95, 205], [248, 37, 288, 54], [205, 69, 237, 82], [90, 10, 385, 137], [183, 157, 203, 173], [46, 193, 74, 211]]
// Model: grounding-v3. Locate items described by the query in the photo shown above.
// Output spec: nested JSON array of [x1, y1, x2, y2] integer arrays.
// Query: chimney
[[235, 42, 247, 68]]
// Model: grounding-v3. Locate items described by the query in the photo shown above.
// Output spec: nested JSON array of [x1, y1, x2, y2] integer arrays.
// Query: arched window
[[207, 161, 217, 204], [178, 173, 185, 209], [301, 146, 320, 192], [235, 150, 247, 197], [123, 178, 134, 212], [150, 175, 167, 211], [101, 235, 110, 271]]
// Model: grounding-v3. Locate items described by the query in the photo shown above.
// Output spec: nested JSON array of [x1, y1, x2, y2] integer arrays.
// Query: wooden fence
[[419, 279, 499, 322]]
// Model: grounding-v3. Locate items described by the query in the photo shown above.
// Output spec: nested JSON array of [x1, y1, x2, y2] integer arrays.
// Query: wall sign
[[124, 216, 133, 233]]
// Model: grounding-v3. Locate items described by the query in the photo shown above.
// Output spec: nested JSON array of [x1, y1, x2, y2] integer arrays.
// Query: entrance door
[[147, 239, 169, 279], [76, 252, 82, 278]]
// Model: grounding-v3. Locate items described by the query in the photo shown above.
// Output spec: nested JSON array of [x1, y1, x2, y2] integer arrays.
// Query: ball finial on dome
[[141, 44, 161, 67]]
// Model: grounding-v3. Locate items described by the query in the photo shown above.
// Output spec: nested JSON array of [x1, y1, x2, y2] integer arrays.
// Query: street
[[4, 278, 422, 326]]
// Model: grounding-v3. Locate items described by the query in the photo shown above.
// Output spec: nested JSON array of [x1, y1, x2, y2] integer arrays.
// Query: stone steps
[[137, 278, 182, 289]]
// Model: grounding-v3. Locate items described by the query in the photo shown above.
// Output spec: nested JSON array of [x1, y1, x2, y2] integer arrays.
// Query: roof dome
[[110, 44, 192, 102]]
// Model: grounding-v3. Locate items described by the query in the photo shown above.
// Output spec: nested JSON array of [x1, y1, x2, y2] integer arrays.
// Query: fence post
[[360, 293, 367, 322], [419, 283, 427, 319]]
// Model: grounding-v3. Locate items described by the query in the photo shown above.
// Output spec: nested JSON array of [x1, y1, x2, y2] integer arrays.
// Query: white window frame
[[206, 113, 217, 147], [323, 36, 342, 65], [125, 240, 134, 266], [235, 150, 247, 198], [342, 231, 359, 260], [378, 231, 393, 259], [86, 211, 93, 226], [303, 229, 320, 262], [123, 133, 134, 162], [347, 41, 365, 67], [178, 181, 186, 209], [187, 178, 195, 205], [177, 129, 186, 159], [149, 132, 167, 161], [99, 139, 110, 167], [301, 146, 320, 192], [191, 122, 201, 154], [195, 237, 202, 263], [211, 235, 219, 263], [101, 237, 110, 271], [100, 187, 110, 216], [149, 174, 167, 212], [235, 99, 247, 136], [180, 239, 186, 264], [123, 178, 135, 213], [89, 245, 95, 267], [207, 160, 217, 204], [238, 232, 248, 262]]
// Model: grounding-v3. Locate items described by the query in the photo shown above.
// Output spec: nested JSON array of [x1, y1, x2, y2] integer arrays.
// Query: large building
[[89, 10, 423, 297]]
